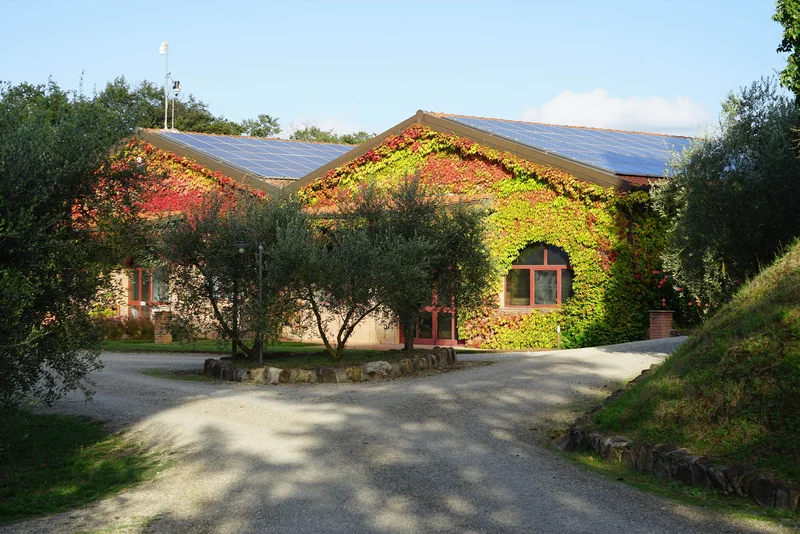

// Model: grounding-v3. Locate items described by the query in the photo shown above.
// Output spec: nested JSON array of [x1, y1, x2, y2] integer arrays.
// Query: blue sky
[[1, 0, 788, 137]]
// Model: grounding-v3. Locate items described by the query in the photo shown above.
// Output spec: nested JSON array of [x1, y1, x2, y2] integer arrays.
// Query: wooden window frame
[[504, 245, 573, 308], [127, 268, 168, 318]]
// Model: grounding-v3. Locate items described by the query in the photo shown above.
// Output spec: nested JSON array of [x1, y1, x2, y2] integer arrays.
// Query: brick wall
[[153, 311, 173, 344], [649, 310, 674, 340]]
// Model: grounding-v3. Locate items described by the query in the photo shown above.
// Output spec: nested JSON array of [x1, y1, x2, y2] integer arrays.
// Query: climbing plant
[[300, 125, 667, 349]]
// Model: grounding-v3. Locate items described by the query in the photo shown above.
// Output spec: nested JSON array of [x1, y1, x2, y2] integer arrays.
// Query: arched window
[[504, 244, 574, 307]]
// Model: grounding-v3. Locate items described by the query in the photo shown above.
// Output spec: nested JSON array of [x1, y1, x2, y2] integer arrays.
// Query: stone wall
[[562, 368, 800, 512], [203, 347, 457, 385]]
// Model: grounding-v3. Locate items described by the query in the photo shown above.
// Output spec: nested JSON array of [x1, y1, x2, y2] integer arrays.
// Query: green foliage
[[293, 218, 387, 361], [0, 80, 145, 409], [348, 176, 496, 350], [652, 78, 800, 306], [594, 239, 800, 485], [157, 192, 306, 358], [300, 125, 664, 349], [775, 0, 800, 100], [95, 76, 259, 136], [290, 123, 374, 144], [240, 114, 281, 137], [0, 411, 162, 525], [93, 316, 155, 341]]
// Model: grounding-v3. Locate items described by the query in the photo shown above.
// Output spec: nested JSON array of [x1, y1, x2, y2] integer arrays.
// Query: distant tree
[[241, 114, 281, 137], [290, 123, 375, 144], [338, 131, 374, 145], [96, 77, 272, 136], [290, 124, 340, 143], [0, 81, 143, 409], [775, 0, 800, 101], [652, 78, 800, 305], [354, 177, 495, 351], [158, 192, 306, 359]]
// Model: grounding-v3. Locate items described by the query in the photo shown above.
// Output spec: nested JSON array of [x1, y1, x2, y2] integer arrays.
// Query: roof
[[435, 113, 693, 178], [139, 129, 354, 188], [138, 111, 694, 195]]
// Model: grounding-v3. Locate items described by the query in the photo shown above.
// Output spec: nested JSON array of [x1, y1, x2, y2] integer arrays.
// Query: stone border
[[561, 367, 800, 512], [202, 347, 457, 385]]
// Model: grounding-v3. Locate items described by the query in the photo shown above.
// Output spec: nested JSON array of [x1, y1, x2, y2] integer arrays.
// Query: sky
[[0, 0, 789, 137]]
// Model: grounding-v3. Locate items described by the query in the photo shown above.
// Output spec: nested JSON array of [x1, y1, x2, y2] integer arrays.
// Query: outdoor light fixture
[[230, 242, 251, 361], [171, 80, 182, 131]]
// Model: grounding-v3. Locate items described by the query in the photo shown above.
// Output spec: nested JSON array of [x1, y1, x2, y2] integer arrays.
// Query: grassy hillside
[[595, 240, 800, 484]]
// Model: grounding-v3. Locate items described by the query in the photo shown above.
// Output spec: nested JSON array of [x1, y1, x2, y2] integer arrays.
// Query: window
[[128, 268, 169, 318], [504, 244, 574, 307]]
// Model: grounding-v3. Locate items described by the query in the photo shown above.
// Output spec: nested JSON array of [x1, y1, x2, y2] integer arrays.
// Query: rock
[[652, 444, 679, 480], [417, 355, 428, 371], [634, 443, 654, 473], [278, 368, 292, 384], [233, 368, 248, 382], [749, 475, 778, 508], [203, 358, 218, 377], [317, 368, 338, 384], [345, 366, 363, 382], [333, 368, 348, 382], [364, 361, 392, 378], [775, 485, 800, 511], [553, 434, 570, 451], [691, 456, 713, 488], [265, 367, 282, 385], [724, 465, 756, 497], [390, 362, 402, 378], [708, 464, 733, 494], [672, 452, 695, 486], [621, 446, 637, 470], [248, 367, 266, 384], [605, 437, 631, 463], [294, 369, 314, 383]]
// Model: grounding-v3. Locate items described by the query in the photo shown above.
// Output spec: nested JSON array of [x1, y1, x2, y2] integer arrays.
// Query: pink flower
[[688, 302, 692, 306], [675, 287, 682, 292], [653, 270, 660, 274]]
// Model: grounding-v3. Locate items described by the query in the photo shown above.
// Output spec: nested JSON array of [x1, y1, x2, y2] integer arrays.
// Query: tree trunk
[[402, 321, 415, 351]]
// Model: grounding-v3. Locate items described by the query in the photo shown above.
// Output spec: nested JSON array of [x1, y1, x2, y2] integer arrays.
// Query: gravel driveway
[[1, 338, 787, 534]]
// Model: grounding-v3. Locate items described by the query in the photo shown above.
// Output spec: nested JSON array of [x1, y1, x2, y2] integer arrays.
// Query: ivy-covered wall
[[113, 139, 263, 215], [300, 124, 668, 349]]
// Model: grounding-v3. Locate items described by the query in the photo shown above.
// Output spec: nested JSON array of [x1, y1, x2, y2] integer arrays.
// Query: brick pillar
[[153, 311, 173, 344], [649, 310, 674, 340]]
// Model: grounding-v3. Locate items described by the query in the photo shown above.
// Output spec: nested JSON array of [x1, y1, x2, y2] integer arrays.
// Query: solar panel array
[[155, 131, 355, 180], [445, 115, 693, 177]]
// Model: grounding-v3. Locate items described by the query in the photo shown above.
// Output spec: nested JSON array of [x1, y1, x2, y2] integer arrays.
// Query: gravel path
[[2, 338, 788, 533]]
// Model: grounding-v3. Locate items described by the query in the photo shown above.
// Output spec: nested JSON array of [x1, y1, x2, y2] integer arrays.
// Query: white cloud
[[521, 90, 711, 136]]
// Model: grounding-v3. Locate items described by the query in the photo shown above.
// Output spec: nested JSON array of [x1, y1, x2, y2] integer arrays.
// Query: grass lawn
[[101, 339, 321, 354], [0, 411, 168, 526]]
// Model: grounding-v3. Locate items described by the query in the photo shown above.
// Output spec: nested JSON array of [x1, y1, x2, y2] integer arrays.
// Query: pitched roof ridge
[[143, 128, 356, 146], [429, 112, 695, 140]]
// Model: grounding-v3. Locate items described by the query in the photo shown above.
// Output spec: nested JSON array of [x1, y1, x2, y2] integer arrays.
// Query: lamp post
[[232, 242, 250, 360], [258, 243, 264, 365]]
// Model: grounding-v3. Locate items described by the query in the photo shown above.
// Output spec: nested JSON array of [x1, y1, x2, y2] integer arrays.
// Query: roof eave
[[287, 111, 629, 193], [134, 128, 280, 195]]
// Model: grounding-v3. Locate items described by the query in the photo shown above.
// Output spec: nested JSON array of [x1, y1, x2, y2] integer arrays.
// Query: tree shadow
[[10, 345, 774, 534]]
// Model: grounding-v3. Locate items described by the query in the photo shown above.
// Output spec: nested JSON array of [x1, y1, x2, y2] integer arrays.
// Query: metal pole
[[258, 243, 263, 365], [171, 88, 175, 130], [232, 280, 238, 360], [163, 46, 169, 130]]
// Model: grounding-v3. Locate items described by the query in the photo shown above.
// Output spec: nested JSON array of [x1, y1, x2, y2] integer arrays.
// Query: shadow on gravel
[[15, 341, 773, 534]]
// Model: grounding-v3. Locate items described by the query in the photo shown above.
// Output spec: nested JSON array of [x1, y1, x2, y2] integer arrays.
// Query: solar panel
[[446, 116, 693, 177], [154, 131, 355, 180]]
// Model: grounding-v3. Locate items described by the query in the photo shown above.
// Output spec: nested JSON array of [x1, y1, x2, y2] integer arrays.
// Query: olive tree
[[652, 78, 800, 305], [0, 81, 143, 410]]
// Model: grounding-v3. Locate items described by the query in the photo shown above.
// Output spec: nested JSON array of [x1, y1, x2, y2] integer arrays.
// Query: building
[[121, 111, 691, 349]]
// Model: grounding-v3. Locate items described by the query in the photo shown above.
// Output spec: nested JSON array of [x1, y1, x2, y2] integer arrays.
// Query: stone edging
[[561, 367, 800, 512], [203, 347, 457, 385]]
